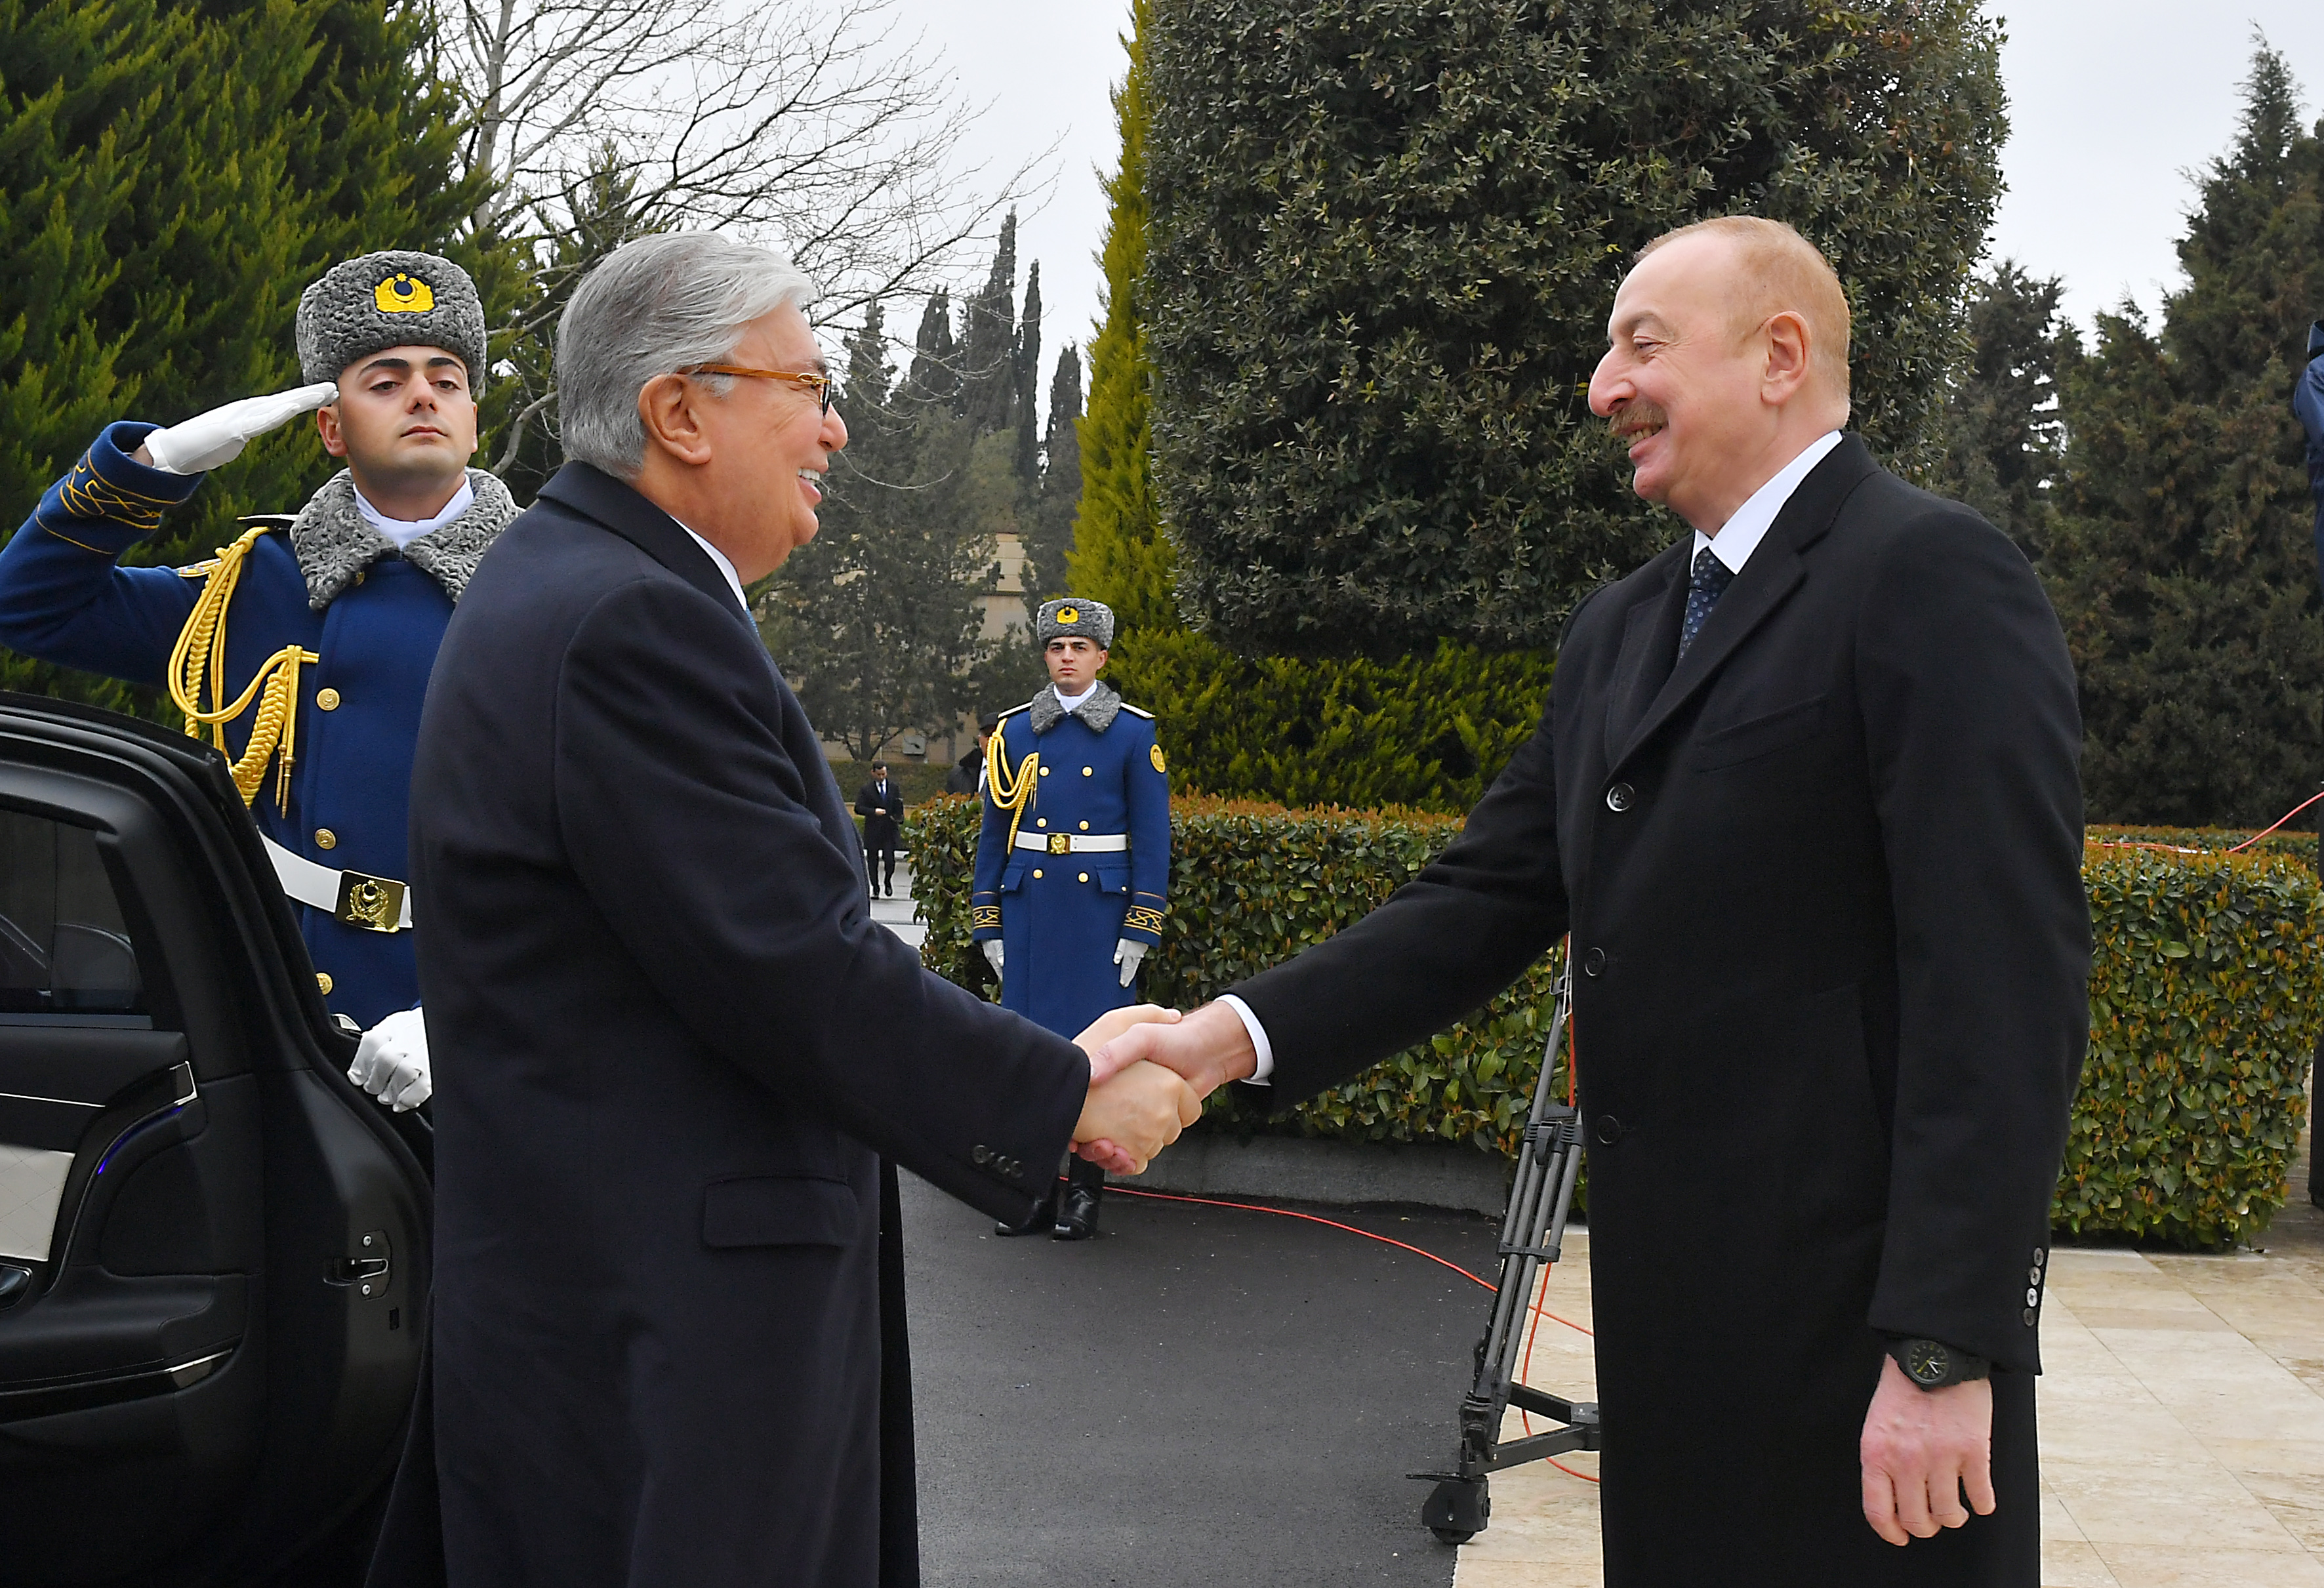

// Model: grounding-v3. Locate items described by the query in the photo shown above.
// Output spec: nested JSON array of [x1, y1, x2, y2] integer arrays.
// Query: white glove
[[1114, 938, 1147, 987], [142, 381, 339, 474], [348, 1007, 431, 1111], [982, 940, 1005, 975]]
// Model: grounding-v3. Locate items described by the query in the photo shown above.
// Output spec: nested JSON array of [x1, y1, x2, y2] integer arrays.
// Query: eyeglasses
[[683, 364, 834, 415]]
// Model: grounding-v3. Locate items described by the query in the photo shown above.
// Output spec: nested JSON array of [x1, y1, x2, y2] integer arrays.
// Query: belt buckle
[[1048, 834, 1071, 855], [335, 870, 406, 933]]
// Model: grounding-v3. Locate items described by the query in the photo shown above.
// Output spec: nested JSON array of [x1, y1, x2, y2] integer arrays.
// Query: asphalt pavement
[[900, 1170, 1513, 1587]]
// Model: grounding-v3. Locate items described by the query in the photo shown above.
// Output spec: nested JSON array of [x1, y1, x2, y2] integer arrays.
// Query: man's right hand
[[981, 939, 1004, 974], [1088, 1000, 1257, 1096], [1072, 1060, 1201, 1173], [136, 381, 340, 475]]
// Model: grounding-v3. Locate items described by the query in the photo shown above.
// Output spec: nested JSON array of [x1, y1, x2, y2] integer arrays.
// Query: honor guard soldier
[[0, 251, 514, 1112], [973, 597, 1171, 1238]]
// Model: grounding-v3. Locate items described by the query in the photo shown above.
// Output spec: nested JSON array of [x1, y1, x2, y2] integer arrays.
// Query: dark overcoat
[[855, 777, 904, 850], [1232, 437, 2089, 1585], [396, 462, 1086, 1588]]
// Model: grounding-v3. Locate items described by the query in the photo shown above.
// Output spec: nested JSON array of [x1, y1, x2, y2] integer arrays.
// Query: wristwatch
[[1886, 1337, 1990, 1391]]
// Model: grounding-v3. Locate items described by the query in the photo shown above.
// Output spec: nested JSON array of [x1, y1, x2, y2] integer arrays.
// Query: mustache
[[1607, 400, 1669, 439]]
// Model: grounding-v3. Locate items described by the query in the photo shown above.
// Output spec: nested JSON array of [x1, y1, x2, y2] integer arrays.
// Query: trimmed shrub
[[907, 800, 2322, 1248]]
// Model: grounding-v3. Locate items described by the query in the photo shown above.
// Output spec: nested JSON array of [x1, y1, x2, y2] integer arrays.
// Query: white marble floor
[[1450, 1199, 2324, 1588]]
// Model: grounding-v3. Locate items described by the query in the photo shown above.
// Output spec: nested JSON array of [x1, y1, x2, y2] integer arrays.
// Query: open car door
[[0, 695, 430, 1587]]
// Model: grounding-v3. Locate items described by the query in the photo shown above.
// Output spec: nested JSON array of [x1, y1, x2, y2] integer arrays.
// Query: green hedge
[[908, 800, 2323, 1248]]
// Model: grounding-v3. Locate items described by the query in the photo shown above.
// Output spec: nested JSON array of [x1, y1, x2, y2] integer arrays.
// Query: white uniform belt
[[262, 834, 413, 932], [1012, 832, 1130, 855]]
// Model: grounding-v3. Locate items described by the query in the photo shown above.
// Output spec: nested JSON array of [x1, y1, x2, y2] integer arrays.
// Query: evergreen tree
[[1930, 262, 2076, 561], [905, 290, 960, 409], [1013, 260, 1043, 487], [2045, 45, 2324, 826], [0, 0, 483, 712], [1022, 345, 1082, 605], [1061, 0, 1553, 811], [958, 210, 1018, 432], [1144, 0, 2007, 654]]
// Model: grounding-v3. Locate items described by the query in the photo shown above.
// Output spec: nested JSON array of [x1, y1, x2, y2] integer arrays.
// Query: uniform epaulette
[[1118, 702, 1154, 720], [996, 701, 1034, 720]]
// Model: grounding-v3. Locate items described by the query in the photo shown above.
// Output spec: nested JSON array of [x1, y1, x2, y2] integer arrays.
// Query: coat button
[[1032, 868, 1044, 880], [1079, 821, 1089, 830], [316, 687, 341, 711], [316, 828, 337, 850], [1036, 818, 1048, 827], [2022, 1307, 2037, 1326], [1605, 782, 1634, 812], [1082, 766, 1093, 776], [1582, 947, 1605, 976], [2025, 1287, 2039, 1307], [1040, 766, 1050, 776], [973, 1145, 991, 1165], [2029, 1266, 2043, 1286], [316, 971, 333, 994], [2031, 1246, 2047, 1266], [1078, 872, 1090, 883], [1594, 1114, 1623, 1145]]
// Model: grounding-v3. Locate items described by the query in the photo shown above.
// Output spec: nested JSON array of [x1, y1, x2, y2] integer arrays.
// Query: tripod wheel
[[1421, 1476, 1489, 1545]]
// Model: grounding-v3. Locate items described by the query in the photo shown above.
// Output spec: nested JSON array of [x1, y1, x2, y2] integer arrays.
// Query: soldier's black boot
[[995, 1185, 1057, 1237], [1053, 1161, 1104, 1240]]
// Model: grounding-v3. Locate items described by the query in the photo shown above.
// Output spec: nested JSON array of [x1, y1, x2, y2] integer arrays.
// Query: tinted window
[[0, 811, 144, 1014]]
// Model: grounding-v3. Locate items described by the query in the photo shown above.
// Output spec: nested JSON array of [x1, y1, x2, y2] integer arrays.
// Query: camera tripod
[[1413, 958, 1599, 1545]]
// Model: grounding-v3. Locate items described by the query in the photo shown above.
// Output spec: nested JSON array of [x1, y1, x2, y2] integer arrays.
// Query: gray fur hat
[[1036, 596, 1115, 649], [296, 251, 487, 387]]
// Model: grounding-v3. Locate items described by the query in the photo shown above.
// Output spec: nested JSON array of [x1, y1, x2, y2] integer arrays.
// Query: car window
[[0, 810, 145, 1015]]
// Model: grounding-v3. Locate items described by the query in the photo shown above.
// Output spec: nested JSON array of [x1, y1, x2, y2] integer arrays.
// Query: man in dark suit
[[389, 231, 1198, 1588], [855, 760, 903, 897], [1095, 216, 2089, 1584]]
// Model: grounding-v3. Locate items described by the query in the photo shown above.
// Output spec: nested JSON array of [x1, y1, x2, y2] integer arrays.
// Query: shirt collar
[[1053, 682, 1098, 712], [353, 475, 475, 550], [670, 521, 750, 616], [1690, 430, 1845, 575]]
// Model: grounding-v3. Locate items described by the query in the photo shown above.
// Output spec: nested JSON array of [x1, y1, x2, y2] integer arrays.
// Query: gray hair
[[556, 233, 815, 479]]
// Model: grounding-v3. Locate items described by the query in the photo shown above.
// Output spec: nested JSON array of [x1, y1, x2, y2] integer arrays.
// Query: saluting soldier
[[0, 251, 514, 1111], [973, 597, 1171, 1238]]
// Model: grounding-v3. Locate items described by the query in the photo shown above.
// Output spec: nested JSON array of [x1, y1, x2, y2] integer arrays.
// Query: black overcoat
[[855, 778, 904, 849], [1233, 438, 2089, 1585], [388, 463, 1086, 1588]]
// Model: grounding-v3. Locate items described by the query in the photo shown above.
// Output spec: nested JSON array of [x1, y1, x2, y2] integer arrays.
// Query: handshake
[[1063, 1001, 1261, 1174]]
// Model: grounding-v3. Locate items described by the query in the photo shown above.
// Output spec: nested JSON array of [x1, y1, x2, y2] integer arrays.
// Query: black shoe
[[995, 1191, 1056, 1237], [1052, 1183, 1101, 1240]]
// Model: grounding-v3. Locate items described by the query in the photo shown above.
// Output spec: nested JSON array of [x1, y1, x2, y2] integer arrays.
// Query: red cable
[[1107, 1184, 1599, 1482]]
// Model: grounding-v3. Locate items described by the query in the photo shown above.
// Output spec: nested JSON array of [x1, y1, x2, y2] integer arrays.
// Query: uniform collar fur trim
[[1029, 680, 1121, 735], [290, 468, 519, 611]]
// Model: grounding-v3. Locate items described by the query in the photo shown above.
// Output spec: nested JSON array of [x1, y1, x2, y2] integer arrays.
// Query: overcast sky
[[881, 1, 2324, 427]]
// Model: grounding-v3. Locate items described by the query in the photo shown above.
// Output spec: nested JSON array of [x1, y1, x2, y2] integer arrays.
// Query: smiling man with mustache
[[1096, 215, 2089, 1585]]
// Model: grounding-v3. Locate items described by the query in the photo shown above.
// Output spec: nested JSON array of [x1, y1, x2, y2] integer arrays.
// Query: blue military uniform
[[0, 428, 514, 1029], [2294, 321, 2324, 590], [971, 688, 1170, 1034]]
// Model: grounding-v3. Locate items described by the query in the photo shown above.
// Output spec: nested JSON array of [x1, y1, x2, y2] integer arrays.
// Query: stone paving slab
[[1450, 1208, 2324, 1588]]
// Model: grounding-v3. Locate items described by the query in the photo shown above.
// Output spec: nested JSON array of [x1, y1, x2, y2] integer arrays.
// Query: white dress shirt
[[354, 476, 474, 549], [1224, 430, 1846, 1086], [1690, 429, 1843, 574], [674, 523, 750, 616]]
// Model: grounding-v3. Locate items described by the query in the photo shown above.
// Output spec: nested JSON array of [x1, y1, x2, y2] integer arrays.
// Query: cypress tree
[[1022, 345, 1082, 604], [905, 291, 959, 410], [2045, 45, 2324, 826], [1930, 262, 2075, 561], [958, 211, 1018, 432], [1013, 260, 1043, 487]]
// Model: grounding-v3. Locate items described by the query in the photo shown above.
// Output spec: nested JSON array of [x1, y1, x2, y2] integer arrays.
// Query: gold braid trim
[[58, 451, 171, 535], [167, 526, 317, 809], [1122, 905, 1166, 937], [983, 729, 1040, 853]]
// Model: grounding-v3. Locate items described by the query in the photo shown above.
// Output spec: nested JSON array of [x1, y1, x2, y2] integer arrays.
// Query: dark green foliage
[[2070, 843, 2320, 1248], [2042, 47, 2324, 828], [0, 0, 483, 713], [958, 211, 1019, 435], [1929, 261, 2074, 560], [1143, 0, 2007, 655], [912, 798, 2320, 1247], [1021, 346, 1083, 605], [1109, 632, 1551, 812], [762, 301, 999, 760]]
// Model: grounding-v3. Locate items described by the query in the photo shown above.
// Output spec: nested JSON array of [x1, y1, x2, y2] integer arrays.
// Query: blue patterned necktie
[[1679, 544, 1735, 661]]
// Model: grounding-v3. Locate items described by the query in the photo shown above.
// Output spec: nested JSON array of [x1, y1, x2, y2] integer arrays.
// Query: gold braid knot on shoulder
[[167, 525, 318, 811], [982, 729, 1040, 853]]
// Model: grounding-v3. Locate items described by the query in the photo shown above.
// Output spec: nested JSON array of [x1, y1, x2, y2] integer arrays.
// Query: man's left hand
[[1860, 1355, 1995, 1545], [348, 1007, 432, 1111], [1113, 938, 1147, 987]]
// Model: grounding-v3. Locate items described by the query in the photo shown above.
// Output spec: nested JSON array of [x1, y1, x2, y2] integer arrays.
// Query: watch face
[[1905, 1339, 1949, 1385]]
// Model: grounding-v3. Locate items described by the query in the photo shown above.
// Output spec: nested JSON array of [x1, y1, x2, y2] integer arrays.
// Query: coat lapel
[[535, 463, 749, 628], [1602, 549, 1688, 762], [1609, 435, 1879, 773]]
